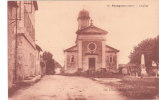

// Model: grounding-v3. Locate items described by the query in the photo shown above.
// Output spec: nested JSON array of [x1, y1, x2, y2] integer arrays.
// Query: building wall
[[8, 4, 16, 88], [16, 35, 36, 81], [65, 49, 119, 73], [23, 1, 36, 41], [17, 1, 36, 81], [82, 40, 102, 71], [8, 1, 38, 88], [64, 43, 119, 73], [105, 52, 118, 72], [35, 50, 41, 75], [40, 57, 46, 76], [65, 51, 78, 72]]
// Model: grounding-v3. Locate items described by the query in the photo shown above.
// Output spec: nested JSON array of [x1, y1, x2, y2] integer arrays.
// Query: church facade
[[64, 9, 119, 73]]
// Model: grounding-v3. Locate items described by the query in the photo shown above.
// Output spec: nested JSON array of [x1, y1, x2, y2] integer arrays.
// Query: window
[[24, 4, 35, 40], [71, 55, 74, 63], [24, 1, 32, 13], [88, 42, 97, 51], [109, 56, 113, 63], [8, 7, 16, 20], [89, 43, 96, 50]]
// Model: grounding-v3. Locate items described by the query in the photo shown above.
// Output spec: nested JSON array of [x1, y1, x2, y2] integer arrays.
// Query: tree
[[129, 35, 159, 75], [152, 35, 159, 76], [42, 51, 55, 75]]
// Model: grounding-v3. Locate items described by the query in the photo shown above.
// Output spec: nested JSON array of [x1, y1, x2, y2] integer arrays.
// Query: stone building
[[8, 1, 39, 89], [64, 9, 119, 73]]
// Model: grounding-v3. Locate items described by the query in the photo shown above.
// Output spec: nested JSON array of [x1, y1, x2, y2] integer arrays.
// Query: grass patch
[[62, 71, 159, 99], [107, 77, 159, 99]]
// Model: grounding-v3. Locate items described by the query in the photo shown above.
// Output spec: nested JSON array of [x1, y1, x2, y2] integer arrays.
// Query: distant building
[[40, 55, 46, 76], [118, 64, 128, 74], [54, 61, 63, 74], [64, 9, 119, 73], [35, 44, 43, 75], [8, 1, 39, 89]]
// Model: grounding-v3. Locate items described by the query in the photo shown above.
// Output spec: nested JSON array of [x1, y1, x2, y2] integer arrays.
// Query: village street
[[9, 75, 127, 100]]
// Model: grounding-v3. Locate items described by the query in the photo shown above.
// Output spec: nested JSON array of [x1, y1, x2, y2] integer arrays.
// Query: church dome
[[77, 9, 90, 20]]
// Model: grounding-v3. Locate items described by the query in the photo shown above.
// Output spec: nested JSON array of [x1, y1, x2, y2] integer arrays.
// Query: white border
[[0, 0, 8, 99]]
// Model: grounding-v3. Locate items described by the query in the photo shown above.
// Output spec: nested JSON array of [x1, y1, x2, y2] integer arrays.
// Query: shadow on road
[[8, 79, 41, 97]]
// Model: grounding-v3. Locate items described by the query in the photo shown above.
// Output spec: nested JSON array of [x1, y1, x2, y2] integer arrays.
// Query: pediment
[[105, 45, 119, 52], [64, 45, 78, 52], [76, 25, 108, 35]]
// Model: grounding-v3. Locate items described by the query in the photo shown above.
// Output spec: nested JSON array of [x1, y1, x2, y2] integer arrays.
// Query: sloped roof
[[64, 44, 119, 53], [64, 45, 77, 52], [36, 44, 42, 51], [106, 45, 120, 52], [76, 25, 108, 35]]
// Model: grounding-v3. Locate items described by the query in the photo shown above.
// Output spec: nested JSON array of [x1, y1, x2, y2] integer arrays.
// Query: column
[[78, 41, 82, 69]]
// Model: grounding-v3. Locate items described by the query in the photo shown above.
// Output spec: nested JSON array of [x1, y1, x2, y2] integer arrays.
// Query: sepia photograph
[[7, 0, 159, 100]]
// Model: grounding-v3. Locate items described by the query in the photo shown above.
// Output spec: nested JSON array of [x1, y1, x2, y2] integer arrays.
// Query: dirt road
[[9, 75, 126, 100]]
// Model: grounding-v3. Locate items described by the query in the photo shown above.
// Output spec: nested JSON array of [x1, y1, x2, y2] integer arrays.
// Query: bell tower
[[77, 9, 90, 30]]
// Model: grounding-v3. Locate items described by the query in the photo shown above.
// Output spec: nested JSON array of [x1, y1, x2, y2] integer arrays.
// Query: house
[[8, 1, 39, 89]]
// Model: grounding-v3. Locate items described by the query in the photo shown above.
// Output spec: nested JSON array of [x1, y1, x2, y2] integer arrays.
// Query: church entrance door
[[89, 58, 95, 70]]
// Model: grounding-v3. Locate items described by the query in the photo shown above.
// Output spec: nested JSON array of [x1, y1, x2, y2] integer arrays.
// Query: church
[[64, 9, 119, 73]]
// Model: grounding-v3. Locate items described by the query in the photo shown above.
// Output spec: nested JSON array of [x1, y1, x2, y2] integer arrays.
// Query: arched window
[[71, 55, 74, 63], [109, 55, 113, 63]]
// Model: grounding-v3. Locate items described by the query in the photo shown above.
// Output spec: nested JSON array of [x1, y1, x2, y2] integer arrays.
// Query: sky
[[35, 0, 159, 66]]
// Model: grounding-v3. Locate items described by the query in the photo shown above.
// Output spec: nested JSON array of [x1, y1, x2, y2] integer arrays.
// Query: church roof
[[76, 25, 108, 35], [106, 45, 120, 52], [64, 45, 77, 52], [64, 44, 119, 53], [36, 44, 42, 51]]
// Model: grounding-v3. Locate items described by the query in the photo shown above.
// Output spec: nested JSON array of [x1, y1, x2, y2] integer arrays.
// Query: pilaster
[[102, 41, 106, 68], [78, 41, 82, 69]]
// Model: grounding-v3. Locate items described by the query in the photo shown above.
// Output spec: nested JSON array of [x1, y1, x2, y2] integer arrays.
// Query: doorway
[[89, 58, 95, 70]]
